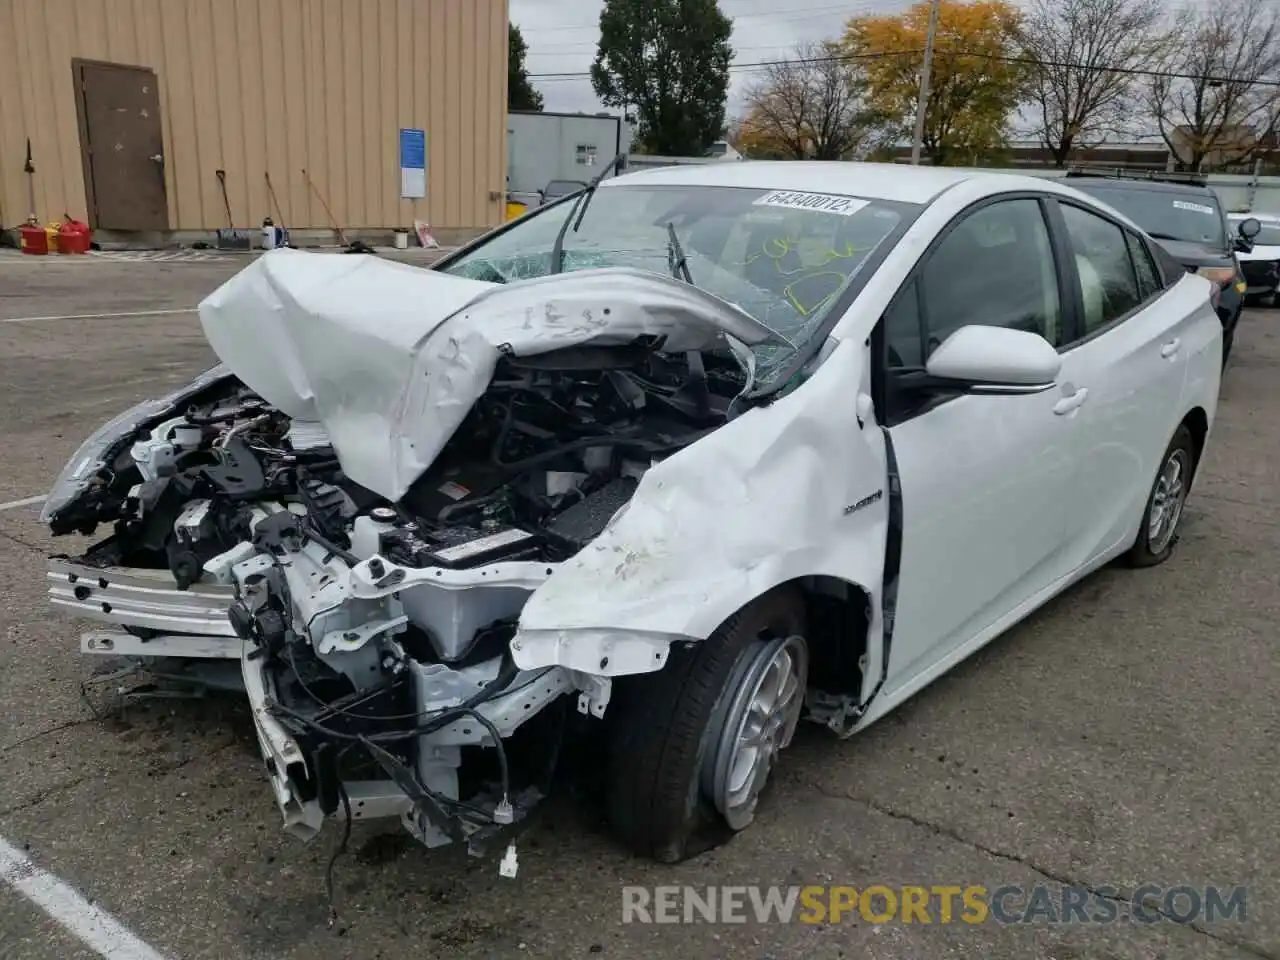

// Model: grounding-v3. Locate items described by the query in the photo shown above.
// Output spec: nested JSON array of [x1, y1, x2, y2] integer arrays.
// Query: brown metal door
[[74, 60, 169, 231]]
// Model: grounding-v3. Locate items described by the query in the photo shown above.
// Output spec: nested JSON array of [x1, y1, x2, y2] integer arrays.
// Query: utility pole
[[909, 0, 942, 165]]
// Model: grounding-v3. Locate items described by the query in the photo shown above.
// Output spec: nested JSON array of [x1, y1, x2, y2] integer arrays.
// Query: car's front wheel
[[605, 589, 808, 863], [1124, 424, 1195, 567]]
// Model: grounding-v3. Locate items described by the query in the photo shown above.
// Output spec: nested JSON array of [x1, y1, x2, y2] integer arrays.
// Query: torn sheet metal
[[197, 250, 776, 501], [514, 337, 889, 662]]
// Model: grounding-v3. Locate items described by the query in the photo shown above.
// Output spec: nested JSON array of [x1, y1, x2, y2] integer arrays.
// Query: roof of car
[[1065, 175, 1217, 197], [603, 160, 1048, 205]]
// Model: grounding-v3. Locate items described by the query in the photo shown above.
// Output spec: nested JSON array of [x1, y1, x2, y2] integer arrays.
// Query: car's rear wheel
[[1124, 424, 1195, 568], [605, 589, 808, 863]]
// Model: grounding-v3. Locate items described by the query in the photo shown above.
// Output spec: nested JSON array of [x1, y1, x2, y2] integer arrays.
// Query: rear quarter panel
[[1177, 272, 1224, 443]]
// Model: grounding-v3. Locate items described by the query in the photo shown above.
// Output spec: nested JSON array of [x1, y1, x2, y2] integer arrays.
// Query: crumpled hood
[[197, 249, 776, 501]]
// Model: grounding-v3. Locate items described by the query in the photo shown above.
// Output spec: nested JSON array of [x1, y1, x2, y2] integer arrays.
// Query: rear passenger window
[[1060, 203, 1143, 334], [1125, 232, 1162, 298]]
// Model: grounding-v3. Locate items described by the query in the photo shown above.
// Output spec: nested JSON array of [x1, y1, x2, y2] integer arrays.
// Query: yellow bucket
[[505, 200, 527, 222]]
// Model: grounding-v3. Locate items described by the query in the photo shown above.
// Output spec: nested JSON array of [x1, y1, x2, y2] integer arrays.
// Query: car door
[[877, 195, 1091, 698], [1047, 198, 1193, 566]]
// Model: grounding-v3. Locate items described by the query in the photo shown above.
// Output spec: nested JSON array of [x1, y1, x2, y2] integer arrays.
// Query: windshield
[[1072, 183, 1225, 246], [1232, 219, 1280, 246], [440, 183, 916, 385]]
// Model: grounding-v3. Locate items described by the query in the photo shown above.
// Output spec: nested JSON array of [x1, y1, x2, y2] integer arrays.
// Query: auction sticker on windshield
[[754, 190, 870, 216], [1172, 200, 1216, 215]]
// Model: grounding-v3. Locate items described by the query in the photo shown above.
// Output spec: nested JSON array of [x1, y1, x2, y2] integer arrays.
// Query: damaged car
[[41, 162, 1223, 868]]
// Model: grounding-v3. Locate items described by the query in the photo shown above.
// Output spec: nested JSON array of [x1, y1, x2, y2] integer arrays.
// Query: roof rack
[[1063, 166, 1209, 187]]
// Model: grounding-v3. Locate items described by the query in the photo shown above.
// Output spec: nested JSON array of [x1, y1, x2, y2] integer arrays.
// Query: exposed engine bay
[[46, 330, 748, 852]]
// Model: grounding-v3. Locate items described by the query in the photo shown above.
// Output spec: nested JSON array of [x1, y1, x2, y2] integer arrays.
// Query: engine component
[[168, 498, 218, 589], [351, 513, 399, 560], [405, 461, 511, 521], [545, 478, 638, 548], [131, 416, 204, 481], [197, 438, 267, 499], [296, 474, 356, 542]]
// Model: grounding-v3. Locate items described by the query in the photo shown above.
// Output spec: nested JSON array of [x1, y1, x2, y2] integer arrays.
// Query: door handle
[[1160, 338, 1181, 359], [1053, 387, 1088, 415]]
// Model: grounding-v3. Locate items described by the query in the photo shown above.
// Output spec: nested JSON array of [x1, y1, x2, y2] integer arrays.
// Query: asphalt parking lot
[[1, 249, 1277, 960]]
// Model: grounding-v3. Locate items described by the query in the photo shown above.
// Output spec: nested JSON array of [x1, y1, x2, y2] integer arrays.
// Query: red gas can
[[58, 219, 91, 254], [19, 224, 50, 255]]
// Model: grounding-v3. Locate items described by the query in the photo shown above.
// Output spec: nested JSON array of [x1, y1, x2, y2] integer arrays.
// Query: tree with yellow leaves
[[841, 0, 1026, 166]]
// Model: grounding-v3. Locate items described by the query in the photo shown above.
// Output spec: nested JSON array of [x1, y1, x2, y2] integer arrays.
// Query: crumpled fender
[[512, 337, 888, 675]]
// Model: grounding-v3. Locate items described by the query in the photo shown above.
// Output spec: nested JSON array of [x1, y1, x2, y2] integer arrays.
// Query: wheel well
[[770, 575, 871, 699], [1182, 406, 1208, 477]]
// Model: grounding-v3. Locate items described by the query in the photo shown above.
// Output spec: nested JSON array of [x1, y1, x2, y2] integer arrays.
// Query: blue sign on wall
[[399, 128, 427, 198]]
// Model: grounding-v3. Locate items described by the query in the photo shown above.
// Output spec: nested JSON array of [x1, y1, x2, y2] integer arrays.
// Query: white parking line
[[0, 836, 168, 959], [0, 308, 196, 325], [0, 495, 46, 512]]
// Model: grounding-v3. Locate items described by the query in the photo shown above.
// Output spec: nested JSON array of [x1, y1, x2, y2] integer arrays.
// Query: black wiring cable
[[451, 707, 511, 805], [284, 645, 537, 725], [300, 518, 360, 566], [494, 431, 707, 475], [267, 653, 528, 740], [324, 744, 355, 929]]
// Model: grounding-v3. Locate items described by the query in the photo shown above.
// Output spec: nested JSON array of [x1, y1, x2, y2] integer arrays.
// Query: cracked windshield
[[441, 184, 911, 384]]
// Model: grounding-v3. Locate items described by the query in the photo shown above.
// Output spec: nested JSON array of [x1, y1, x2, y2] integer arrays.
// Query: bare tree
[[1148, 0, 1280, 171], [739, 41, 880, 160], [1019, 0, 1170, 167]]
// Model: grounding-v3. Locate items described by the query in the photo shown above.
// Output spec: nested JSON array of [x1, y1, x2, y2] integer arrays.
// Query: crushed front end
[[41, 252, 770, 854]]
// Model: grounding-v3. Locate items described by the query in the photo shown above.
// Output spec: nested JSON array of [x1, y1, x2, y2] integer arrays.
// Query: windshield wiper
[[550, 151, 627, 274], [666, 221, 693, 284], [1146, 232, 1189, 242]]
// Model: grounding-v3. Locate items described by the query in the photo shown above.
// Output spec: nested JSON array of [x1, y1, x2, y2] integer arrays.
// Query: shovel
[[214, 170, 250, 250]]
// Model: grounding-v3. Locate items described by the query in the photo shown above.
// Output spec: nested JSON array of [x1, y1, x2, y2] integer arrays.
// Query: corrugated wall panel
[[0, 0, 507, 233]]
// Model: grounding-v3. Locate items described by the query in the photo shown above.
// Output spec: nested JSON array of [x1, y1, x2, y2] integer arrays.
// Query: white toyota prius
[[41, 161, 1221, 871]]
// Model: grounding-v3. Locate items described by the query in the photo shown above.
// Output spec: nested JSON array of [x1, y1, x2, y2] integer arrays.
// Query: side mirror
[[1238, 217, 1261, 240], [925, 325, 1061, 389]]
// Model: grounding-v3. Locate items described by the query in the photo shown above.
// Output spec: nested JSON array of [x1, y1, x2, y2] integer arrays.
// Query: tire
[[605, 588, 807, 863], [1123, 425, 1195, 568], [1222, 324, 1235, 367]]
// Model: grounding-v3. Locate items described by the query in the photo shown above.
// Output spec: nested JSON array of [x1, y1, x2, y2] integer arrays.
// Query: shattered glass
[[442, 185, 912, 386]]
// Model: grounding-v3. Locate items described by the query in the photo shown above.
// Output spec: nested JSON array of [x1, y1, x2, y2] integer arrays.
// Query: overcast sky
[[511, 0, 919, 118], [510, 0, 1221, 123]]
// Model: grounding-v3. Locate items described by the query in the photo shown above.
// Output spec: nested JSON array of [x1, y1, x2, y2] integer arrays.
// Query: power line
[[517, 0, 1230, 36], [518, 0, 899, 35], [529, 49, 915, 80], [529, 47, 1280, 91]]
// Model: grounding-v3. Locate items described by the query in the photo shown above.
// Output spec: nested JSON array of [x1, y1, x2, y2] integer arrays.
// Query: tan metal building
[[0, 0, 508, 241]]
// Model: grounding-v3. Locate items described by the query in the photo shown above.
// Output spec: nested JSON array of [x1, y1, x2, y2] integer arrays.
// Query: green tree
[[591, 0, 733, 156], [509, 24, 544, 111]]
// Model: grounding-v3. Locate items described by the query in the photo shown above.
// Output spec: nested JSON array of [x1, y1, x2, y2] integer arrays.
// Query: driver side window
[[887, 198, 1064, 370]]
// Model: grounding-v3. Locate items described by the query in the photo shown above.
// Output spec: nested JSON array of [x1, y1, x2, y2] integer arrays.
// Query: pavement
[[0, 251, 1276, 960]]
